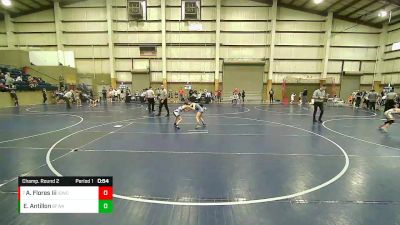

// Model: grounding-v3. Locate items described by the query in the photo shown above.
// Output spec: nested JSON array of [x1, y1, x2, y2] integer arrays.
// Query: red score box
[[99, 186, 113, 200]]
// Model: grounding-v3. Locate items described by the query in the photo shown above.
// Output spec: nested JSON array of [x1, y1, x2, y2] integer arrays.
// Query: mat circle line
[[0, 113, 84, 144], [46, 115, 349, 206], [254, 105, 377, 117], [322, 118, 400, 151]]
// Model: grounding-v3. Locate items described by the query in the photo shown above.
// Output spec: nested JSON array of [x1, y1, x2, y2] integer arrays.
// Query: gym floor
[[0, 102, 399, 225]]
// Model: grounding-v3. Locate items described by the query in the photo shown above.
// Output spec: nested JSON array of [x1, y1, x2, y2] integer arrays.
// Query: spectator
[[102, 87, 107, 102], [205, 90, 212, 103], [5, 74, 14, 88], [269, 89, 274, 103], [0, 82, 9, 92], [75, 90, 82, 107], [125, 88, 131, 103], [9, 86, 19, 106], [178, 88, 185, 102], [42, 88, 47, 104], [59, 75, 64, 89], [367, 89, 378, 111], [108, 88, 114, 102], [216, 89, 222, 103], [355, 90, 363, 108], [116, 88, 121, 101], [0, 72, 5, 83], [302, 89, 308, 105], [290, 93, 296, 104]]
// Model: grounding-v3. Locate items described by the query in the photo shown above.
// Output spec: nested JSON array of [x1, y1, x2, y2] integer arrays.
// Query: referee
[[145, 87, 155, 113], [157, 85, 170, 117], [312, 85, 326, 123]]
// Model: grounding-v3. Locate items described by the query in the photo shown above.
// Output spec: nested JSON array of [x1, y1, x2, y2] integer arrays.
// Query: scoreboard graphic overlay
[[18, 177, 113, 214]]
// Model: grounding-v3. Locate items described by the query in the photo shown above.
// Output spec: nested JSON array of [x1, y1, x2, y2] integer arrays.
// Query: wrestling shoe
[[379, 126, 388, 133]]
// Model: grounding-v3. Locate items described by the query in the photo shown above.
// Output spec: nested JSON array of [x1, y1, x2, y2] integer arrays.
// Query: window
[[127, 0, 147, 21], [140, 46, 157, 57], [181, 0, 201, 20], [392, 42, 400, 51]]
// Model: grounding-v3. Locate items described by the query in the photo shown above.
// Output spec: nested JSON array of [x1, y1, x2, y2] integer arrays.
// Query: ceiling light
[[1, 0, 11, 7], [313, 0, 324, 4], [378, 10, 388, 17]]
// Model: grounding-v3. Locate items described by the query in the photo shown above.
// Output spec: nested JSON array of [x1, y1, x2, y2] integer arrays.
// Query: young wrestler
[[190, 102, 207, 129], [173, 102, 192, 129], [75, 90, 82, 107], [379, 107, 400, 133]]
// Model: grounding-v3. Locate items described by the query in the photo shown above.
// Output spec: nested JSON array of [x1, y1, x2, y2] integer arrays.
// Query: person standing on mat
[[102, 87, 107, 102], [42, 88, 47, 104], [157, 85, 170, 117], [312, 85, 326, 123], [367, 89, 378, 111], [145, 87, 155, 113], [302, 89, 308, 105], [241, 90, 246, 103], [269, 89, 274, 103], [9, 88, 19, 107]]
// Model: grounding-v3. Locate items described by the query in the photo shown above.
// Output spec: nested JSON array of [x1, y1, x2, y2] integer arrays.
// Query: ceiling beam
[[277, 1, 324, 16], [356, 2, 390, 20], [358, 6, 400, 24], [0, 4, 21, 13], [9, 0, 88, 18], [387, 8, 400, 24], [323, 0, 343, 12], [385, 0, 400, 6], [389, 13, 400, 23], [60, 0, 85, 7], [273, 0, 382, 28], [342, 0, 376, 17], [334, 14, 381, 28], [334, 0, 361, 15], [29, 0, 48, 7], [10, 4, 53, 17], [364, 3, 392, 23], [299, 0, 310, 8], [14, 0, 35, 10]]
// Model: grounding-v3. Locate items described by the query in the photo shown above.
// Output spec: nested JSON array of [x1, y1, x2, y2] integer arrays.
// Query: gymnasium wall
[[0, 21, 6, 48], [0, 90, 55, 108], [0, 50, 30, 67], [28, 66, 78, 85], [0, 0, 396, 99], [329, 19, 380, 85], [383, 22, 400, 85]]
